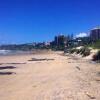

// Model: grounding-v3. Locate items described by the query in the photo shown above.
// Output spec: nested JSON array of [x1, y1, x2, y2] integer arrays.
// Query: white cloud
[[76, 32, 88, 38]]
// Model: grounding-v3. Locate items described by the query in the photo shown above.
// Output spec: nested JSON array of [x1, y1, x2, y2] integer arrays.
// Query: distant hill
[[0, 44, 35, 51]]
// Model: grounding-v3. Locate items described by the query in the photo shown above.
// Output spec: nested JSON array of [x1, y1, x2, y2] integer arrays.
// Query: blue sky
[[0, 0, 100, 44]]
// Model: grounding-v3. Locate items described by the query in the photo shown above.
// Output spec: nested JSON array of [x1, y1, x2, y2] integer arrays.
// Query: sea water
[[0, 50, 33, 56]]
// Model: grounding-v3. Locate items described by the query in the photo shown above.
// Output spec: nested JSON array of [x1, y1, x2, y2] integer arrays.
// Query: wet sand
[[0, 51, 100, 100]]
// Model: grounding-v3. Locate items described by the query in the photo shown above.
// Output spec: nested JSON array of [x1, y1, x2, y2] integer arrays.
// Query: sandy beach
[[0, 51, 100, 100]]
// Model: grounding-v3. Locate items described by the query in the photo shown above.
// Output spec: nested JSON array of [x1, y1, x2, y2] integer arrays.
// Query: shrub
[[78, 47, 91, 57], [82, 49, 90, 57], [69, 47, 90, 57], [69, 49, 76, 54], [92, 51, 100, 62], [76, 49, 80, 54], [80, 47, 85, 55]]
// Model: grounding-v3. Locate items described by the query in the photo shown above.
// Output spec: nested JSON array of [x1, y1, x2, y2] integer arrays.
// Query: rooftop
[[91, 26, 100, 30]]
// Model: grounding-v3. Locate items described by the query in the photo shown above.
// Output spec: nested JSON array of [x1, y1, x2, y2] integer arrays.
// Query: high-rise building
[[90, 27, 100, 41], [54, 35, 67, 49]]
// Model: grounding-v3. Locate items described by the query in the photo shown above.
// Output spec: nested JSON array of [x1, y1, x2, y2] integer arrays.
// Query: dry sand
[[0, 51, 100, 100]]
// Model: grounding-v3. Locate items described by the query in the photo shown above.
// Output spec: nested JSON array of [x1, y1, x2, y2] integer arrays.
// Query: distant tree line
[[0, 43, 51, 51]]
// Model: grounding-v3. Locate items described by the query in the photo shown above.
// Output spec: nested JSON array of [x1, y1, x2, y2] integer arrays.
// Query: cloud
[[76, 32, 88, 38]]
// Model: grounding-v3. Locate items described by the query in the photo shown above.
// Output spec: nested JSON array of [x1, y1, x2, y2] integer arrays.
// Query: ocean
[[0, 50, 32, 56]]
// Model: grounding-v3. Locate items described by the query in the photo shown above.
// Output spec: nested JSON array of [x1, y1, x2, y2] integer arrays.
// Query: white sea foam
[[0, 50, 11, 55], [0, 50, 32, 55]]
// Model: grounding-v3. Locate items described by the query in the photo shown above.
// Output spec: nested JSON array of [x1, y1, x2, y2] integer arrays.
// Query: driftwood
[[0, 63, 26, 65], [0, 72, 16, 75], [0, 66, 16, 70], [28, 58, 54, 61], [76, 66, 80, 70], [85, 92, 96, 99]]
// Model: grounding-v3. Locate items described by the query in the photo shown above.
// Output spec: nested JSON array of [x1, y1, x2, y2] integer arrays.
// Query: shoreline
[[0, 49, 53, 56]]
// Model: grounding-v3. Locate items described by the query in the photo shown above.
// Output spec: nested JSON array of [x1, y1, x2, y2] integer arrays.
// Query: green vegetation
[[69, 47, 91, 57], [92, 50, 100, 62], [82, 48, 90, 57], [87, 40, 100, 49], [69, 49, 75, 54]]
